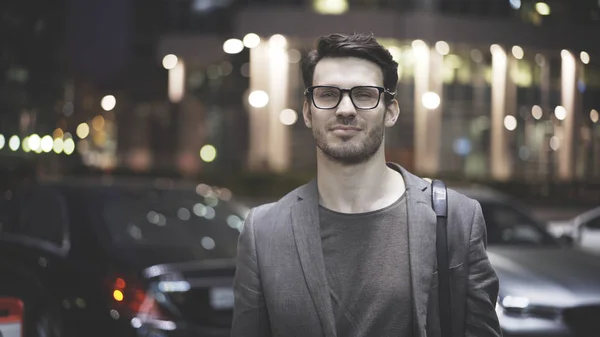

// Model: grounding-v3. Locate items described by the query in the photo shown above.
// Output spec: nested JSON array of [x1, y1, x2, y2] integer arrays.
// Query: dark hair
[[301, 32, 399, 104]]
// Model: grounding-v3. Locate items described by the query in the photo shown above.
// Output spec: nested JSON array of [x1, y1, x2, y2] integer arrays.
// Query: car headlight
[[496, 296, 530, 315], [502, 296, 530, 309], [497, 295, 561, 320]]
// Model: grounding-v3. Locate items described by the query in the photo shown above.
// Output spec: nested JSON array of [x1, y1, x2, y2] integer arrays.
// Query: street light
[[248, 90, 269, 108], [162, 54, 178, 70], [279, 109, 298, 125], [504, 115, 517, 131], [554, 106, 566, 121], [535, 2, 550, 15], [200, 144, 217, 163], [512, 46, 524, 59], [76, 123, 90, 139], [101, 95, 116, 111], [8, 136, 20, 151], [435, 41, 450, 56], [28, 134, 41, 152], [243, 33, 260, 48], [223, 39, 244, 54], [580, 52, 590, 64], [422, 92, 441, 110], [591, 109, 599, 123]]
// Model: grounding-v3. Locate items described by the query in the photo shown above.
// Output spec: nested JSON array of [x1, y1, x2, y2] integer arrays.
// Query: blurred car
[[0, 176, 248, 337], [547, 206, 600, 255], [454, 186, 600, 337]]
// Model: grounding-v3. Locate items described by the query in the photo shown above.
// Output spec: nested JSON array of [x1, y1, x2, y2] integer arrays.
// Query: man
[[231, 32, 502, 337]]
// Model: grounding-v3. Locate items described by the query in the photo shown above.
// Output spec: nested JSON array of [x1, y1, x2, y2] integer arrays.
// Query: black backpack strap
[[432, 179, 452, 337]]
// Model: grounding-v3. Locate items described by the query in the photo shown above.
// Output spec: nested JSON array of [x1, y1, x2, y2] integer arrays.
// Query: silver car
[[455, 186, 600, 337], [548, 206, 600, 255]]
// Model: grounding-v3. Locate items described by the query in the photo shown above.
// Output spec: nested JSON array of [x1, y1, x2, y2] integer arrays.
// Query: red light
[[107, 275, 168, 320], [115, 278, 126, 289]]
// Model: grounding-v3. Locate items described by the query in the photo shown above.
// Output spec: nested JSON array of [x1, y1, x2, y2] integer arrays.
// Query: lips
[[330, 126, 362, 131], [330, 126, 362, 137]]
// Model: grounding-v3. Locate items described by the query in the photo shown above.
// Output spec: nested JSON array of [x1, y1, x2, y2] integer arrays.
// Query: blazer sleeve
[[465, 200, 503, 337], [231, 208, 272, 337]]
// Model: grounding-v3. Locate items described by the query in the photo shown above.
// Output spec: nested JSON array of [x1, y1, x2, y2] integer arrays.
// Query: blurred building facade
[[3, 0, 599, 184], [0, 0, 131, 173], [154, 0, 600, 182], [0, 0, 69, 170]]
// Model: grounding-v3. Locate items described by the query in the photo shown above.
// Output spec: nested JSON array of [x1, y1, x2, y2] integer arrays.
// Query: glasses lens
[[312, 87, 341, 109], [351, 87, 381, 109]]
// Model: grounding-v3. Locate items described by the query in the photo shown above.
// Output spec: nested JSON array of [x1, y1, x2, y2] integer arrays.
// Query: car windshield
[[0, 181, 247, 262], [0, 185, 68, 247], [95, 185, 246, 254], [479, 201, 559, 247]]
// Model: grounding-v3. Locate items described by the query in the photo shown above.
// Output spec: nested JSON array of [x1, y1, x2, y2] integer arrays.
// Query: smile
[[330, 126, 362, 131], [330, 127, 362, 136]]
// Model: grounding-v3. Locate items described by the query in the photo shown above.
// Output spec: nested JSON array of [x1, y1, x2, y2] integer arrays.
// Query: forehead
[[312, 57, 384, 87]]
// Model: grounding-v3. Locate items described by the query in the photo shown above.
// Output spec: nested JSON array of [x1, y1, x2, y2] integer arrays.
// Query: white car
[[548, 206, 600, 254]]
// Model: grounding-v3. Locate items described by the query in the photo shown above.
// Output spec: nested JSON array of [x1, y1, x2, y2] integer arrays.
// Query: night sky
[[67, 0, 133, 84]]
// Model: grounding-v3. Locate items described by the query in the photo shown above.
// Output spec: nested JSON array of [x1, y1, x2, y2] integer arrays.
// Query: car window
[[584, 216, 600, 230], [0, 186, 68, 247], [479, 202, 558, 246], [99, 187, 245, 259]]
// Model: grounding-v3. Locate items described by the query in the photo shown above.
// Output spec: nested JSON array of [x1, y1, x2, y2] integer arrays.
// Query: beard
[[312, 115, 384, 166]]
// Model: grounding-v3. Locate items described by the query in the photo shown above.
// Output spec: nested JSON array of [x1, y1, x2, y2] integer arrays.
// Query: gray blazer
[[231, 164, 502, 337]]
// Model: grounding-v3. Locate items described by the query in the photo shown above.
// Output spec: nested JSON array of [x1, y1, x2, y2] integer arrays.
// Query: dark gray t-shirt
[[319, 194, 412, 337]]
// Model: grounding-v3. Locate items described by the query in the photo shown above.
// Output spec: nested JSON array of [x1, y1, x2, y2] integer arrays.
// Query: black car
[[0, 176, 247, 337]]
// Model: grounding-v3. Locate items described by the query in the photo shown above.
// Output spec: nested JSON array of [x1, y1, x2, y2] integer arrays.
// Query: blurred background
[[1, 0, 600, 336], [1, 0, 600, 204]]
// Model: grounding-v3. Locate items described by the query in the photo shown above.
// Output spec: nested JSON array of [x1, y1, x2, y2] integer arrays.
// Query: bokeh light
[[200, 144, 217, 163], [8, 136, 20, 151], [101, 95, 116, 111], [422, 92, 441, 110], [248, 90, 269, 108], [504, 115, 517, 131], [223, 39, 244, 54], [243, 33, 260, 48], [162, 54, 178, 70], [76, 123, 90, 139], [63, 138, 75, 155], [279, 109, 298, 125]]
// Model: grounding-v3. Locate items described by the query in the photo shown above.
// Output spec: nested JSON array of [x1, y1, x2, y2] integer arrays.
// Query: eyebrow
[[313, 84, 382, 88]]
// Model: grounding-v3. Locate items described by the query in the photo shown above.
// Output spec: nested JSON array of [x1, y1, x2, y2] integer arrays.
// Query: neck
[[316, 148, 405, 213]]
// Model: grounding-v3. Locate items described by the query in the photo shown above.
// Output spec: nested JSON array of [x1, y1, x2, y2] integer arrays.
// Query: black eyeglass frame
[[304, 85, 396, 110]]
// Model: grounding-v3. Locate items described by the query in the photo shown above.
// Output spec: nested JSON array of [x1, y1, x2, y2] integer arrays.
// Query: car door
[[0, 185, 71, 336]]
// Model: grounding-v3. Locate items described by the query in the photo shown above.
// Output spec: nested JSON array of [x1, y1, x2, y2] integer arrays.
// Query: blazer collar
[[390, 163, 438, 336], [291, 163, 437, 337], [290, 179, 336, 337], [292, 162, 431, 200]]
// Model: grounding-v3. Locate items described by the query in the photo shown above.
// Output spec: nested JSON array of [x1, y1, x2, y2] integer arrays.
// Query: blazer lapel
[[392, 164, 438, 337], [290, 180, 336, 337]]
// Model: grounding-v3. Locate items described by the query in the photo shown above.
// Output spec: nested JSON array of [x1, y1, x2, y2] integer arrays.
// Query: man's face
[[303, 57, 399, 165]]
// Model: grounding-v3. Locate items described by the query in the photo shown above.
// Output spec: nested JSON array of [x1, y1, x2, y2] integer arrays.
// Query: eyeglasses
[[304, 85, 395, 110]]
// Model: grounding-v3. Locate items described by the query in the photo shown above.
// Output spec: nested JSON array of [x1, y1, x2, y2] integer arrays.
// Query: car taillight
[[108, 276, 170, 320]]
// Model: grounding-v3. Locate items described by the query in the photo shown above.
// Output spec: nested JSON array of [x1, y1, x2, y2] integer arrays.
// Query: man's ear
[[303, 100, 312, 128], [384, 99, 400, 127]]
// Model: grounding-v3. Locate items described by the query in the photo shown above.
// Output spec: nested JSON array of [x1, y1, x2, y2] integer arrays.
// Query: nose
[[335, 93, 357, 117]]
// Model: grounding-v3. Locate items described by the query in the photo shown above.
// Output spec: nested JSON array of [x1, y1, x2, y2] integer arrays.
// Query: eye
[[316, 89, 339, 98], [353, 89, 377, 99], [355, 91, 372, 97]]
